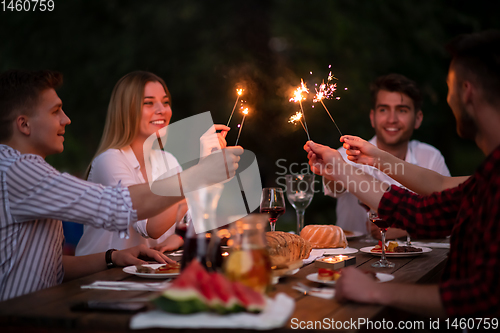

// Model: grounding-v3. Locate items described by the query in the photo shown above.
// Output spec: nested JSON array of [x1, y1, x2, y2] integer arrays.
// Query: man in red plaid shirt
[[305, 30, 500, 318]]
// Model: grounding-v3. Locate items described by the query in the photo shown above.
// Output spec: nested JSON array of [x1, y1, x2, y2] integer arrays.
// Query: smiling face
[[28, 88, 71, 158], [370, 89, 423, 150], [135, 81, 172, 142]]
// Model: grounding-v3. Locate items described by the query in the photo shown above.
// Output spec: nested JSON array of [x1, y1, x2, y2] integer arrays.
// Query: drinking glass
[[358, 200, 378, 243], [224, 214, 272, 293], [259, 188, 286, 232], [406, 233, 412, 246], [368, 210, 395, 268], [285, 174, 314, 234]]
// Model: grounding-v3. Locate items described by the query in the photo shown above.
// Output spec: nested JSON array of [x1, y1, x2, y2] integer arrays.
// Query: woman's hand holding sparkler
[[341, 135, 385, 167], [200, 124, 230, 158]]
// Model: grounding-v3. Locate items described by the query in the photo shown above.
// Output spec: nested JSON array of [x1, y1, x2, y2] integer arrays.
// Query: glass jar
[[223, 214, 271, 294]]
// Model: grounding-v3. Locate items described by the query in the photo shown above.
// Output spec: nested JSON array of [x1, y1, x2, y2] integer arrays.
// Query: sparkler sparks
[[312, 68, 343, 137], [235, 107, 249, 146], [289, 79, 311, 141], [288, 111, 310, 139], [227, 88, 244, 127]]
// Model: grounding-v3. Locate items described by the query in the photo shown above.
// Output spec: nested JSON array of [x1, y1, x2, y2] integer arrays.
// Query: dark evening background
[[2, 0, 499, 233]]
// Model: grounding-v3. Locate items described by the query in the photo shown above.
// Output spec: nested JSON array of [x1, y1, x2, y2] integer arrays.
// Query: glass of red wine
[[260, 188, 286, 232], [368, 210, 395, 268]]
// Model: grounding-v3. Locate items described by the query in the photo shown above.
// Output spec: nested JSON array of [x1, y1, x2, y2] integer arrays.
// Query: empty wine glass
[[285, 174, 314, 234], [358, 200, 378, 243], [368, 210, 395, 268], [260, 188, 286, 232]]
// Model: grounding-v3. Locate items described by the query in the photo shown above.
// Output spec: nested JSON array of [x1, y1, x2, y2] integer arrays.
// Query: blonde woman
[[76, 71, 228, 256]]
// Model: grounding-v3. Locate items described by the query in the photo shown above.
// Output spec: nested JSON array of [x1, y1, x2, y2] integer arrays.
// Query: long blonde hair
[[85, 71, 171, 179]]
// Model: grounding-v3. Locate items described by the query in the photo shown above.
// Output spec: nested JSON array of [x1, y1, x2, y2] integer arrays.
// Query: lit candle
[[222, 252, 229, 257], [336, 255, 347, 261]]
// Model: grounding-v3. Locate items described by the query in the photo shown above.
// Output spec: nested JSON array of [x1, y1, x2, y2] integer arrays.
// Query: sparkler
[[227, 88, 244, 126], [289, 79, 311, 141], [288, 111, 310, 139], [235, 107, 249, 146], [313, 70, 343, 137]]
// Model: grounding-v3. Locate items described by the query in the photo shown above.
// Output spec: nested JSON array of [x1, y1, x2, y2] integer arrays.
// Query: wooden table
[[0, 239, 449, 332]]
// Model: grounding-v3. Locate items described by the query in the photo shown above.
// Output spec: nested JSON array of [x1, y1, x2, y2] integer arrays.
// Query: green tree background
[[1, 0, 498, 231]]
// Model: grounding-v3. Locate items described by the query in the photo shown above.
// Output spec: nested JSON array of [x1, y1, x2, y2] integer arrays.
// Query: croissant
[[300, 225, 348, 249], [265, 231, 312, 266]]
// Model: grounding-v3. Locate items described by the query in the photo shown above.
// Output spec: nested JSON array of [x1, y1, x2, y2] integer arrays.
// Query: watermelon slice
[[232, 281, 266, 313], [154, 259, 208, 314], [154, 259, 268, 315], [209, 272, 243, 313]]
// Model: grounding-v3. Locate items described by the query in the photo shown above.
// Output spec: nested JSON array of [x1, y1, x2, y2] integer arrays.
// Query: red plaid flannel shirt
[[378, 146, 500, 318]]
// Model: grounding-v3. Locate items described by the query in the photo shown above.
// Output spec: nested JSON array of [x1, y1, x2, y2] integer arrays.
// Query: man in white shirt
[[325, 74, 450, 238]]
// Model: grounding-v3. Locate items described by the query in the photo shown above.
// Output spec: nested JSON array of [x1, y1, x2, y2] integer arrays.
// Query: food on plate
[[154, 262, 181, 274], [317, 268, 341, 281], [135, 262, 180, 274], [154, 260, 266, 314], [371, 241, 422, 253], [394, 246, 423, 253], [266, 231, 312, 266], [300, 225, 348, 249]]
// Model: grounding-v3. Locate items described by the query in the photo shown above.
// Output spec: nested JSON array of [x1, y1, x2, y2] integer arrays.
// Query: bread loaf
[[265, 231, 312, 266], [300, 225, 348, 249]]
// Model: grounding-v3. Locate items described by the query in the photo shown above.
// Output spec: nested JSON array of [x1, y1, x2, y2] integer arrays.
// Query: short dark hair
[[0, 69, 63, 142], [446, 30, 500, 106], [370, 73, 423, 112]]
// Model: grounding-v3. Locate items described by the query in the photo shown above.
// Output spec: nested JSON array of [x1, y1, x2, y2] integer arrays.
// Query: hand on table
[[151, 234, 184, 253], [112, 244, 175, 266]]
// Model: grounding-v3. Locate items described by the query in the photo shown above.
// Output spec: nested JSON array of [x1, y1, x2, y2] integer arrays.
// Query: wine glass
[[358, 200, 378, 243], [368, 210, 395, 268], [259, 188, 286, 232], [406, 232, 412, 246], [285, 174, 314, 234]]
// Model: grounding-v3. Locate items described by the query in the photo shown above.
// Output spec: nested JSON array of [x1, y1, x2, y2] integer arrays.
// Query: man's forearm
[[62, 253, 107, 281], [325, 163, 389, 212]]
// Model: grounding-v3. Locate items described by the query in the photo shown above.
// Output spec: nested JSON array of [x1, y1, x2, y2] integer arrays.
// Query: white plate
[[306, 272, 394, 285], [169, 250, 183, 257], [344, 230, 364, 239], [360, 246, 432, 257], [123, 264, 180, 279], [319, 247, 359, 255]]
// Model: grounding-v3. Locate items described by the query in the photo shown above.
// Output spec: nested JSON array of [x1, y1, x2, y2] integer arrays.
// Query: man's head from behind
[[0, 70, 70, 157], [446, 30, 500, 140], [369, 74, 423, 150]]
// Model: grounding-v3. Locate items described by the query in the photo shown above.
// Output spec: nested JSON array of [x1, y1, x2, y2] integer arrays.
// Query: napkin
[[81, 281, 170, 291], [303, 249, 324, 264], [292, 286, 335, 299], [130, 293, 295, 330], [411, 241, 450, 249]]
